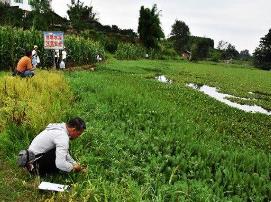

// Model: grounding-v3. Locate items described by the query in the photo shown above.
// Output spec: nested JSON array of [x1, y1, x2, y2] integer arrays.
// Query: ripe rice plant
[[0, 71, 73, 157], [0, 70, 72, 137]]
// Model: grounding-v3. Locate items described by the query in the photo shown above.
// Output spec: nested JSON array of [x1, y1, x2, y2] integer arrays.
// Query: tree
[[111, 25, 119, 33], [67, 0, 97, 33], [138, 4, 164, 49], [217, 40, 239, 59], [253, 28, 271, 70], [217, 40, 228, 50], [188, 36, 214, 60], [30, 0, 52, 30], [223, 44, 239, 59], [170, 20, 190, 53], [193, 39, 212, 60], [0, 2, 25, 27], [239, 49, 251, 60]]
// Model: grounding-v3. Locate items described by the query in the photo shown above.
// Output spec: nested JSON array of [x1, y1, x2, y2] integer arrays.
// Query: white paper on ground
[[38, 181, 70, 192]]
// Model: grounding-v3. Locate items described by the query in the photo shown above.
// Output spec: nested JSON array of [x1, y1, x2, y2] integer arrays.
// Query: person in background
[[15, 51, 35, 77], [54, 49, 60, 68], [62, 48, 67, 63], [32, 45, 40, 69], [25, 117, 86, 175], [59, 48, 67, 70]]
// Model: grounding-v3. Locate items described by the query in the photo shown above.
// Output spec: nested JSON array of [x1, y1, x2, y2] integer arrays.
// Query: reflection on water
[[186, 83, 271, 116], [155, 75, 172, 84]]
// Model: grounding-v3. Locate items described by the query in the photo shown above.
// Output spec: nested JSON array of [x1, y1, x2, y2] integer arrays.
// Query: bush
[[209, 49, 222, 62], [190, 43, 200, 61], [104, 38, 119, 54]]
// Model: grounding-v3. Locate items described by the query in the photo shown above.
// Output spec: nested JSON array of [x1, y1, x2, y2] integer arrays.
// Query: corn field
[[115, 43, 146, 60], [0, 26, 105, 70]]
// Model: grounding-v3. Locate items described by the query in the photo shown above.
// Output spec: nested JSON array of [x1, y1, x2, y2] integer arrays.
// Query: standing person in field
[[60, 48, 67, 69], [15, 51, 35, 77], [32, 45, 40, 69], [62, 48, 67, 63], [54, 49, 60, 68], [18, 117, 86, 175]]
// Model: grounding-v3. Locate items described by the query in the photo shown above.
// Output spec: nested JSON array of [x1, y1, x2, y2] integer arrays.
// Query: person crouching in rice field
[[18, 117, 86, 176], [15, 51, 35, 78]]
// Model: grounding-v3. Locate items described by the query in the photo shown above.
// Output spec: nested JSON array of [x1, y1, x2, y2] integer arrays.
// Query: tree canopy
[[67, 0, 97, 33], [239, 49, 251, 61], [170, 20, 190, 53], [253, 28, 271, 70], [138, 4, 164, 49], [217, 40, 239, 60], [30, 0, 52, 30]]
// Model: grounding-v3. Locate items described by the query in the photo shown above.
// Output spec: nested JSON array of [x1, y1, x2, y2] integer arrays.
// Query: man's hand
[[72, 163, 82, 172]]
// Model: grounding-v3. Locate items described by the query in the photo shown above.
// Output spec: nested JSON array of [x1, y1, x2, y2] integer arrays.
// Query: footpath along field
[[0, 59, 271, 201]]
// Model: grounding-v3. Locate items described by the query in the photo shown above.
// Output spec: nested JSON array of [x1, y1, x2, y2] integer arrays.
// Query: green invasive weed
[[63, 60, 271, 201]]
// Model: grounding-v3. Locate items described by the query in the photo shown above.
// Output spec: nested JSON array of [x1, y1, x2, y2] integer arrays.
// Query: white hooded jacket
[[28, 123, 76, 172]]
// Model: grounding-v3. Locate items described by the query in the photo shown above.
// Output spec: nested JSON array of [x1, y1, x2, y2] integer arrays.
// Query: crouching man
[[15, 51, 35, 78], [18, 117, 86, 175]]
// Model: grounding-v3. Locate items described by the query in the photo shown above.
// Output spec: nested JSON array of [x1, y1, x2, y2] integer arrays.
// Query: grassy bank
[[0, 60, 270, 201]]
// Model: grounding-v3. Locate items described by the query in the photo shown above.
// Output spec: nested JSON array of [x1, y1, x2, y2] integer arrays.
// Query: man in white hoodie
[[27, 117, 86, 175]]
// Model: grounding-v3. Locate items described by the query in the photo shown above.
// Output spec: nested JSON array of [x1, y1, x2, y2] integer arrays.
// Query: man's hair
[[67, 117, 86, 131], [25, 51, 32, 57]]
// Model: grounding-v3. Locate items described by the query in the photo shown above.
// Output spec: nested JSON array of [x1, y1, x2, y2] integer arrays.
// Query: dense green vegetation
[[0, 1, 68, 31], [0, 59, 270, 201], [253, 28, 271, 70], [0, 26, 105, 70]]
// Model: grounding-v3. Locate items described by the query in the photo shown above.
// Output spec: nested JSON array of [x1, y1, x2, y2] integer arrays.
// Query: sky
[[51, 0, 271, 53]]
